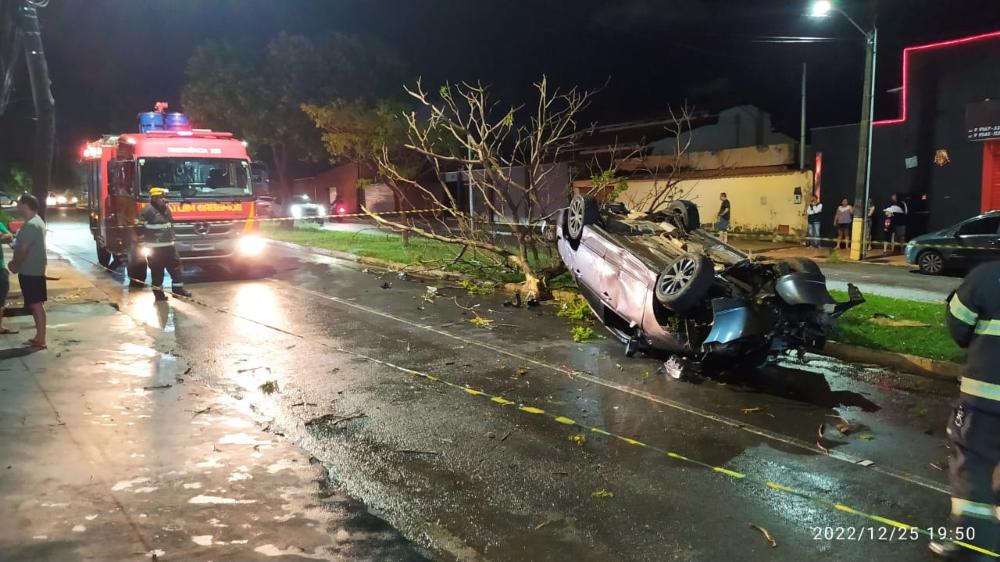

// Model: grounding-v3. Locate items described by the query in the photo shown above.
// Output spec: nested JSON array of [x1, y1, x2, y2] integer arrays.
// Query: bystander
[[8, 195, 47, 348]]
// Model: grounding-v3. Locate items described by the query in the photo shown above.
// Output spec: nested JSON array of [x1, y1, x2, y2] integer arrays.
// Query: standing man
[[716, 192, 731, 243], [137, 187, 192, 301], [806, 194, 823, 249], [933, 262, 1000, 558], [8, 195, 47, 348]]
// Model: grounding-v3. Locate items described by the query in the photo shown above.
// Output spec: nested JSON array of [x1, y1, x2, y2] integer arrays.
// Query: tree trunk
[[271, 143, 289, 199]]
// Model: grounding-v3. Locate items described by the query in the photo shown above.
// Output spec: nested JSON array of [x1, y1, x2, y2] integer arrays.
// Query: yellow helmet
[[148, 187, 168, 197]]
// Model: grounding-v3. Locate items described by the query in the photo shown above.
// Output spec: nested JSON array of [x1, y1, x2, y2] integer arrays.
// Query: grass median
[[261, 222, 572, 287], [263, 224, 962, 363], [830, 290, 963, 363]]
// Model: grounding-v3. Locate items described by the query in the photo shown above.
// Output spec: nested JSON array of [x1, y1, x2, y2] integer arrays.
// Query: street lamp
[[809, 1, 877, 261]]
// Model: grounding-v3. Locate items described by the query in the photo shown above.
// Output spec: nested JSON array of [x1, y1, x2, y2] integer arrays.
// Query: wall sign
[[967, 100, 1000, 141]]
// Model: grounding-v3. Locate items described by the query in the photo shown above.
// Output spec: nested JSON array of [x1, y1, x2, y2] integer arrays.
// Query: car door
[[576, 227, 621, 310], [955, 216, 1000, 266]]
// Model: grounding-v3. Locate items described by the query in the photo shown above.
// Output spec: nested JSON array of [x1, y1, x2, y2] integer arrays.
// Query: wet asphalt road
[[47, 211, 964, 561]]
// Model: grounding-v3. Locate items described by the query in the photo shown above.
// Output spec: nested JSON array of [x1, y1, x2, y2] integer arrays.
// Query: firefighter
[[933, 261, 1000, 559], [137, 187, 192, 301]]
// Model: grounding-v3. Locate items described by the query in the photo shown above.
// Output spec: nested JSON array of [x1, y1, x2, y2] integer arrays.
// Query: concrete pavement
[[0, 255, 426, 560], [13, 212, 978, 560]]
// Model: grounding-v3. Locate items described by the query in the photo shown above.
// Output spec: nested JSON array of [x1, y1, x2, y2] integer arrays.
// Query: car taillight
[[337, 206, 346, 215]]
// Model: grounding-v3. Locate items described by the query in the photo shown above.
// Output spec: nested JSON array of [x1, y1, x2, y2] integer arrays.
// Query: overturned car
[[556, 195, 863, 368]]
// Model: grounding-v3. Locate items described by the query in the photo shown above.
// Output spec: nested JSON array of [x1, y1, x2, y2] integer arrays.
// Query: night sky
[[1, 0, 997, 182]]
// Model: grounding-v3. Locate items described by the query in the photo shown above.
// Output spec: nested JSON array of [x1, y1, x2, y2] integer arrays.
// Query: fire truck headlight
[[140, 246, 152, 258], [55, 195, 67, 205], [46, 196, 56, 206], [70, 196, 79, 205], [317, 205, 326, 216], [237, 234, 265, 256], [290, 205, 303, 218]]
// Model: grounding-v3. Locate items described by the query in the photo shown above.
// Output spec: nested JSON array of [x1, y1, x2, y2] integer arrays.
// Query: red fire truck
[[81, 105, 265, 283]]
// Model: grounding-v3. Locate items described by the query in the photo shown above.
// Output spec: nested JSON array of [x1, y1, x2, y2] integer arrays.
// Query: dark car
[[556, 195, 863, 372], [905, 211, 1000, 274]]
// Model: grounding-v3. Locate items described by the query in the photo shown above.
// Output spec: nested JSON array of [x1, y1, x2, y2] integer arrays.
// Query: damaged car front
[[556, 195, 863, 369]]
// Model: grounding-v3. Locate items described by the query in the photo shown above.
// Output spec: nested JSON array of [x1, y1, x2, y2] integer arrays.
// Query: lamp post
[[810, 1, 877, 260]]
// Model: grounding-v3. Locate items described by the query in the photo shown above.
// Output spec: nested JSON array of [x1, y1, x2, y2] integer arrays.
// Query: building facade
[[812, 30, 1000, 237]]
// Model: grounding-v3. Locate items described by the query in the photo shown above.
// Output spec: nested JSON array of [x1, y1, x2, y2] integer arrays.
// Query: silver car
[[556, 195, 863, 369]]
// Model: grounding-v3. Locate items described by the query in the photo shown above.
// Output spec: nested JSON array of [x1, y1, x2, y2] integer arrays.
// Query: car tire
[[655, 253, 715, 313], [667, 200, 700, 233], [917, 250, 945, 275], [783, 257, 824, 276], [565, 194, 600, 244], [96, 244, 113, 269], [126, 258, 147, 288]]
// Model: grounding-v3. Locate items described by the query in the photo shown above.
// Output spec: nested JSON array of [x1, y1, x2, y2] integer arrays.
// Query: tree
[[182, 32, 402, 197], [0, 163, 32, 194], [371, 77, 597, 300]]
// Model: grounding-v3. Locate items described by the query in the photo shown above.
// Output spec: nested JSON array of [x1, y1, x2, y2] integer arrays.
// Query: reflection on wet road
[[47, 212, 959, 561]]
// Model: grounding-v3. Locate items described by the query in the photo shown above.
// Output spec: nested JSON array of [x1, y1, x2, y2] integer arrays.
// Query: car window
[[958, 216, 1000, 235]]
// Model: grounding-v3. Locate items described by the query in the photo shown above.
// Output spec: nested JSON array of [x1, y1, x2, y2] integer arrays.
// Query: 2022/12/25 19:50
[[811, 526, 975, 542]]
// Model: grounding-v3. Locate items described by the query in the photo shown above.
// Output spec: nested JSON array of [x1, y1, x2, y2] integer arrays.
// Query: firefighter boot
[[153, 290, 168, 302], [172, 286, 192, 298]]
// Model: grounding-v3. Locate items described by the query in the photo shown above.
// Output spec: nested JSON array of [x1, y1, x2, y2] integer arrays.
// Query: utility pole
[[849, 27, 877, 261], [0, 0, 55, 219], [799, 62, 807, 169], [19, 0, 55, 219]]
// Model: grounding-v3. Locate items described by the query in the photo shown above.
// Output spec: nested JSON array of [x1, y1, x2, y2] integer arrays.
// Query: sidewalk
[[750, 244, 912, 268], [0, 258, 424, 560]]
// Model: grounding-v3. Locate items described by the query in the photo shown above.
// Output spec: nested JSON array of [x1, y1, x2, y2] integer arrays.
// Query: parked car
[[0, 191, 16, 209], [556, 195, 864, 374], [905, 210, 1000, 274], [255, 195, 276, 218], [283, 194, 326, 224]]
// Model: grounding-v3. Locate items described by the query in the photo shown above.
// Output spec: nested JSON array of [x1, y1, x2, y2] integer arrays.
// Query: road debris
[[396, 449, 438, 456], [569, 434, 586, 447], [237, 366, 270, 374], [142, 384, 172, 391], [592, 489, 614, 498], [870, 317, 930, 328], [749, 523, 778, 548], [258, 380, 279, 395], [304, 411, 366, 428]]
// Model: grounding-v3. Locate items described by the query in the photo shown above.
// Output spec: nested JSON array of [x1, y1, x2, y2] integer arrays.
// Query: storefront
[[812, 30, 1000, 236]]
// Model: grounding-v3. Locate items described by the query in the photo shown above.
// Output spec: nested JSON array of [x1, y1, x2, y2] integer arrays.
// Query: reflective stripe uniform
[[137, 203, 184, 292], [945, 262, 1000, 554]]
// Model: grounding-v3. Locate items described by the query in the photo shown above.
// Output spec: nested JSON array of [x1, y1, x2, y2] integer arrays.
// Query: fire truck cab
[[82, 106, 264, 283]]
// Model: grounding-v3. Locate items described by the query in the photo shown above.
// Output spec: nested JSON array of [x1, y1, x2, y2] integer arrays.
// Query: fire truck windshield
[[137, 157, 252, 199]]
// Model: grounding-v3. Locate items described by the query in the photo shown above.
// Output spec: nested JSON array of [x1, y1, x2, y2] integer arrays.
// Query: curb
[[823, 341, 963, 381], [267, 238, 960, 379]]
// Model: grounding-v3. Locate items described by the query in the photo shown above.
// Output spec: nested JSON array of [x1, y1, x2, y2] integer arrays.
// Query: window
[[137, 158, 252, 198], [958, 216, 1000, 236]]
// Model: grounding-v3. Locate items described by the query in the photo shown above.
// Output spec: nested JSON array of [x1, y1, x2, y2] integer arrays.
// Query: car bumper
[[904, 242, 919, 264]]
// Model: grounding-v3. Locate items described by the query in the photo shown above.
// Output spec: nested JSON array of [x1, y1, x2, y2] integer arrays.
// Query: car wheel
[[667, 200, 700, 233], [565, 194, 600, 243], [917, 250, 945, 275], [655, 253, 714, 313], [96, 244, 112, 269], [783, 257, 824, 276]]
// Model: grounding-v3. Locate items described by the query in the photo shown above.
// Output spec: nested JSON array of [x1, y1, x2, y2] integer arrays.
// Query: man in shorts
[[717, 192, 731, 243], [9, 194, 47, 348]]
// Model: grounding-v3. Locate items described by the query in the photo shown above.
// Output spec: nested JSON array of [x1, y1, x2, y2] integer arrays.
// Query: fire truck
[[81, 104, 265, 284]]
